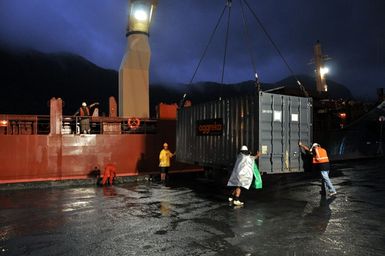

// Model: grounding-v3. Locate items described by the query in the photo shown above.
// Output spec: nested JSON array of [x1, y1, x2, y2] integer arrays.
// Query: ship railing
[[0, 115, 50, 135], [67, 116, 157, 135], [0, 115, 157, 135]]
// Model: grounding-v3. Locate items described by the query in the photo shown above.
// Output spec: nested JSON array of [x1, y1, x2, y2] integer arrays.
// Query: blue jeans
[[320, 170, 336, 194]]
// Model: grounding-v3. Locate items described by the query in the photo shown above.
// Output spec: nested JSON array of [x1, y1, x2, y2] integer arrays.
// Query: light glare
[[320, 67, 329, 76], [134, 10, 148, 21]]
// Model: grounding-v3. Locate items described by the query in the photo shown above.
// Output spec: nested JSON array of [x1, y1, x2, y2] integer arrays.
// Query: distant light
[[338, 113, 347, 119], [324, 85, 328, 92], [0, 120, 8, 127], [320, 67, 329, 77], [134, 9, 148, 21], [255, 73, 258, 79]]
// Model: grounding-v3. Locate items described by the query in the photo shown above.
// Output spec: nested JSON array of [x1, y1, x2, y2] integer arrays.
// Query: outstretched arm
[[89, 102, 99, 108], [250, 150, 261, 160], [298, 142, 310, 152]]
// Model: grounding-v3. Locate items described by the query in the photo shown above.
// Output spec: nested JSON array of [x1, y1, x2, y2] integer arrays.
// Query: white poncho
[[227, 153, 256, 189]]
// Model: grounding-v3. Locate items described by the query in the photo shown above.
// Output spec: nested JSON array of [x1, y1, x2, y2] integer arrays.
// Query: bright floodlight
[[128, 0, 157, 35], [134, 9, 148, 21], [320, 67, 329, 77]]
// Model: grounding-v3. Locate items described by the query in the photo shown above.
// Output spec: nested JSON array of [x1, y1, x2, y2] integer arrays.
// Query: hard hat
[[310, 143, 320, 151], [82, 102, 87, 107], [241, 145, 248, 151], [163, 143, 168, 147]]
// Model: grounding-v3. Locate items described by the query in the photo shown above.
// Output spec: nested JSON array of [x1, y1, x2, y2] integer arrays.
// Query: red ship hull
[[0, 120, 195, 184]]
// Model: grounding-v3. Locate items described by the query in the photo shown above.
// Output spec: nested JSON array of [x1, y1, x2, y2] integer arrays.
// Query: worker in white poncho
[[227, 145, 262, 206]]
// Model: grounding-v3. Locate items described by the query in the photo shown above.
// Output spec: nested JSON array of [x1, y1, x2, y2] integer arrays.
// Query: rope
[[242, 0, 308, 96]]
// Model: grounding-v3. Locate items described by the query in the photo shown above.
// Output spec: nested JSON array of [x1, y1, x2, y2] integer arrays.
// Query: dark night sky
[[0, 0, 384, 99]]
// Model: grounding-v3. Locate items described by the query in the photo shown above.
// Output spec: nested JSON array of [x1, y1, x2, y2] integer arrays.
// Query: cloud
[[0, 0, 384, 99]]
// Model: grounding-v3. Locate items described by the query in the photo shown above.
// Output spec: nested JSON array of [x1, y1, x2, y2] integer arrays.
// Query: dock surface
[[1, 159, 385, 255]]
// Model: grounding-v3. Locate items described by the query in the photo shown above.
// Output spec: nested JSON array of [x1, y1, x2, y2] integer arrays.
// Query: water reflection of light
[[338, 136, 346, 155], [241, 231, 255, 237], [160, 201, 171, 216], [0, 228, 9, 241], [103, 187, 117, 197], [67, 188, 96, 195], [62, 201, 90, 212]]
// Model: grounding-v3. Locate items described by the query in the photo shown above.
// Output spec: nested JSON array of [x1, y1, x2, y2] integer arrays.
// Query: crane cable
[[180, 0, 308, 108], [239, 0, 260, 91], [219, 0, 232, 100], [188, 4, 228, 85], [241, 0, 309, 97]]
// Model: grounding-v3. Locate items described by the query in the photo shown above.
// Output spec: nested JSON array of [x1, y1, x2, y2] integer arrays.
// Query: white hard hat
[[241, 145, 248, 151], [82, 102, 87, 107], [310, 143, 320, 151]]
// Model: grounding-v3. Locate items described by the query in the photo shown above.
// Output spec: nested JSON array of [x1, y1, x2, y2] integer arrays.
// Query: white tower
[[119, 0, 157, 118]]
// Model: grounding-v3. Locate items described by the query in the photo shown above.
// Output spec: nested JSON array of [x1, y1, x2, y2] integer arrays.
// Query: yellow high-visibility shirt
[[159, 149, 173, 167]]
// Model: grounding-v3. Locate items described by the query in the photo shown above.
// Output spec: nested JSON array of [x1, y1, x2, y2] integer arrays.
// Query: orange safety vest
[[312, 147, 329, 164], [80, 106, 90, 116]]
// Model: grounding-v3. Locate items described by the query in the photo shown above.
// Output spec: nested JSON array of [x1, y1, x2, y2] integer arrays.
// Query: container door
[[259, 92, 312, 174], [287, 97, 312, 172], [259, 93, 285, 173]]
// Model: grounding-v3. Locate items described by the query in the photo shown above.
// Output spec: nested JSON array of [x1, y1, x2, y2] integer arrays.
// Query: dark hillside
[[0, 48, 353, 116]]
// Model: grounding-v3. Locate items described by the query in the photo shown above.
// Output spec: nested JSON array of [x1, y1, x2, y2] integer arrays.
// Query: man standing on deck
[[299, 142, 337, 197], [76, 102, 99, 134]]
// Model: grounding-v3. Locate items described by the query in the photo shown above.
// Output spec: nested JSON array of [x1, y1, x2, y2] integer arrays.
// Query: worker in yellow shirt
[[159, 143, 175, 182]]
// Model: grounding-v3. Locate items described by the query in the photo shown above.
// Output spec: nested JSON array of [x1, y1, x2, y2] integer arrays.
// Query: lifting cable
[[188, 4, 228, 85], [219, 0, 233, 100], [180, 2, 229, 107], [239, 0, 260, 91], [180, 0, 308, 108], [241, 0, 309, 97]]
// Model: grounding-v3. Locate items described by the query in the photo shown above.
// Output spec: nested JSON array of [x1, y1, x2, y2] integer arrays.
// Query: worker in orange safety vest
[[102, 163, 117, 186], [299, 142, 337, 197], [75, 101, 99, 134]]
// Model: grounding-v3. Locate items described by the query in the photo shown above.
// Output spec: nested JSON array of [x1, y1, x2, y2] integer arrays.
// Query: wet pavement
[[1, 159, 385, 256]]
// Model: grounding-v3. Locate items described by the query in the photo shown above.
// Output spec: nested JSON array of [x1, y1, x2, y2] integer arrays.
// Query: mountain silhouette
[[0, 47, 353, 116], [276, 75, 353, 99], [0, 47, 117, 115]]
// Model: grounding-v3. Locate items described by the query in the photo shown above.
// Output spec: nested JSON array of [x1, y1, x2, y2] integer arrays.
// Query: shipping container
[[176, 91, 312, 174]]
